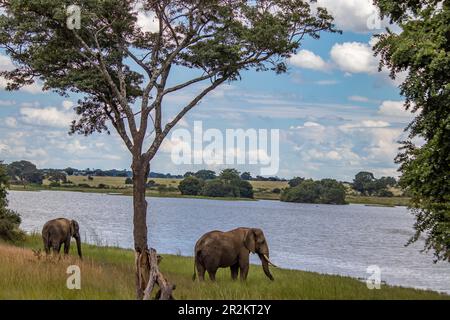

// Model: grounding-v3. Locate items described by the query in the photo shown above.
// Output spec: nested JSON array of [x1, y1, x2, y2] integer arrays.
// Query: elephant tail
[[192, 260, 197, 281], [192, 250, 199, 281]]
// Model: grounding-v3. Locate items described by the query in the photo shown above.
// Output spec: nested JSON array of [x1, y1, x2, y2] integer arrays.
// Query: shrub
[[178, 176, 204, 195], [377, 189, 394, 197], [78, 183, 91, 188], [125, 177, 133, 185], [238, 180, 254, 198], [0, 162, 24, 242], [281, 179, 346, 205], [201, 180, 232, 197], [98, 183, 109, 189], [49, 181, 61, 187], [272, 188, 281, 194]]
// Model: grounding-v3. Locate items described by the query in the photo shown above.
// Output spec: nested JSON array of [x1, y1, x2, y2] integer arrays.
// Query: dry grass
[[0, 235, 448, 300]]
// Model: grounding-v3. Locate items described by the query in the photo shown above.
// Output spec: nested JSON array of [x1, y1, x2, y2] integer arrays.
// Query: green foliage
[[374, 0, 450, 262], [288, 177, 305, 188], [200, 179, 233, 198], [194, 170, 216, 180], [238, 180, 254, 199], [178, 176, 205, 196], [240, 172, 252, 180], [125, 177, 133, 185], [0, 162, 23, 242], [281, 179, 347, 205], [352, 171, 397, 197], [6, 160, 43, 185]]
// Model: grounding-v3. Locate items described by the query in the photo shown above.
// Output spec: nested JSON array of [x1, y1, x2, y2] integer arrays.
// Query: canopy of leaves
[[281, 178, 347, 205], [0, 162, 23, 242], [0, 0, 338, 162], [374, 0, 450, 261]]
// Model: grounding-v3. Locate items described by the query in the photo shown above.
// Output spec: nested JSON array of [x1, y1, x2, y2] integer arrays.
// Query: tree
[[183, 172, 195, 178], [238, 180, 254, 199], [0, 0, 337, 298], [374, 0, 450, 262], [281, 179, 346, 205], [201, 179, 231, 197], [0, 162, 23, 242], [178, 176, 204, 195], [240, 172, 252, 181], [352, 171, 376, 196], [125, 177, 133, 185], [194, 169, 216, 180], [7, 160, 43, 186], [288, 176, 304, 188]]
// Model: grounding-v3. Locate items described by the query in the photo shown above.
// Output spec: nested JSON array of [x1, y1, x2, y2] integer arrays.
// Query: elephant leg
[[239, 255, 250, 281], [208, 268, 218, 281], [43, 237, 50, 255], [51, 242, 61, 255], [64, 239, 71, 255], [197, 262, 206, 281], [230, 263, 239, 280]]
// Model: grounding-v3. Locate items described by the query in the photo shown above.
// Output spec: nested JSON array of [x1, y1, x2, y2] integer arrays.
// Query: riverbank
[[0, 234, 447, 300], [9, 182, 410, 207]]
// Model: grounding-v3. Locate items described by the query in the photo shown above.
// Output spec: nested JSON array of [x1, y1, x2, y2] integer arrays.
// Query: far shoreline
[[8, 184, 410, 207]]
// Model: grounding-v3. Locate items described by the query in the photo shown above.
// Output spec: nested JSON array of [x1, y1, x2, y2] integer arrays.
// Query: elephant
[[192, 227, 277, 281], [42, 218, 82, 258]]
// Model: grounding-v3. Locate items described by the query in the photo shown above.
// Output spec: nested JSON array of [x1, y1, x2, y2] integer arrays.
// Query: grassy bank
[[11, 176, 410, 206], [0, 235, 447, 300]]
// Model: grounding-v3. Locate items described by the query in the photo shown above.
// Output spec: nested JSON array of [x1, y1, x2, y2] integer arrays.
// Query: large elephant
[[193, 227, 277, 281], [42, 218, 82, 258]]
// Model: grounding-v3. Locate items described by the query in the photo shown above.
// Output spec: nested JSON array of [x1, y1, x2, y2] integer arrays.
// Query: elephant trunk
[[258, 253, 274, 281], [75, 234, 82, 259]]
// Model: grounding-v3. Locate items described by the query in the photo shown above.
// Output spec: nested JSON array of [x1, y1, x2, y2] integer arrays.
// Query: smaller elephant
[[42, 218, 82, 258], [193, 227, 277, 281]]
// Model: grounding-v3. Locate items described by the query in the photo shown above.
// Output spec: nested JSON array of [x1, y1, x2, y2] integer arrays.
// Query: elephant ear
[[244, 229, 256, 253], [70, 220, 79, 236]]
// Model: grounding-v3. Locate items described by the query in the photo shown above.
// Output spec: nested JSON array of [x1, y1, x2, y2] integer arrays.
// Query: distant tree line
[[179, 169, 254, 199], [281, 178, 347, 205], [352, 171, 397, 197]]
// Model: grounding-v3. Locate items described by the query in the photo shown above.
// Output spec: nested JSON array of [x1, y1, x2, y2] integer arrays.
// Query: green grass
[[0, 234, 447, 300], [346, 195, 410, 207]]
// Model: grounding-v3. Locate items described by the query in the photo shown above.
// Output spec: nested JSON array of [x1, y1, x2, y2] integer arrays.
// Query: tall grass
[[0, 234, 447, 300]]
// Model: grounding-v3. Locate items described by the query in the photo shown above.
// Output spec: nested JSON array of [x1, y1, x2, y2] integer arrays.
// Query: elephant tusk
[[263, 254, 278, 268]]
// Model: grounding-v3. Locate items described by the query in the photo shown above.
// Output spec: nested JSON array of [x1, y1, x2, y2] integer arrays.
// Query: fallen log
[[136, 248, 175, 300]]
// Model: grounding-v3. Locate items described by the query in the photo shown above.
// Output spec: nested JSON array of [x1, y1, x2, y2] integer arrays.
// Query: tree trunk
[[132, 158, 174, 299], [132, 157, 149, 299]]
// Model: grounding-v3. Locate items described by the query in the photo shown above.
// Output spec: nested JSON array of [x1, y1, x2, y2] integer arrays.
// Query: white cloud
[[134, 1, 159, 33], [4, 117, 17, 128], [290, 50, 330, 71], [314, 0, 391, 33], [348, 95, 370, 103], [0, 54, 42, 94], [0, 100, 15, 106], [315, 80, 339, 86], [331, 42, 378, 74], [340, 120, 390, 131], [62, 100, 74, 111], [20, 107, 74, 128], [378, 100, 414, 119]]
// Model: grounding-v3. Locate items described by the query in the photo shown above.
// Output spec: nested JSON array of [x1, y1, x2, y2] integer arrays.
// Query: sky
[[0, 0, 416, 181]]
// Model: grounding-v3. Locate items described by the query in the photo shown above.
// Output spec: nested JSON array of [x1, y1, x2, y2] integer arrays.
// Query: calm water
[[7, 190, 450, 293]]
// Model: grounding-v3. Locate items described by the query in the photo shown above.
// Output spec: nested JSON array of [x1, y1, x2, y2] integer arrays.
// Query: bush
[[238, 180, 254, 198], [125, 177, 133, 185], [49, 181, 61, 187], [146, 180, 156, 188], [0, 162, 24, 242], [178, 176, 204, 195], [98, 183, 109, 189], [78, 183, 91, 188], [0, 208, 24, 242], [201, 180, 233, 197], [281, 179, 347, 205], [157, 185, 167, 193], [377, 189, 394, 197], [272, 188, 281, 194]]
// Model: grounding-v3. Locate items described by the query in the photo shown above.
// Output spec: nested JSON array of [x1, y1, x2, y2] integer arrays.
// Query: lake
[[7, 190, 450, 294]]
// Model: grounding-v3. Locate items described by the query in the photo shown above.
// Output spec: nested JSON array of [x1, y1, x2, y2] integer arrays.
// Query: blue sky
[[0, 0, 415, 181]]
